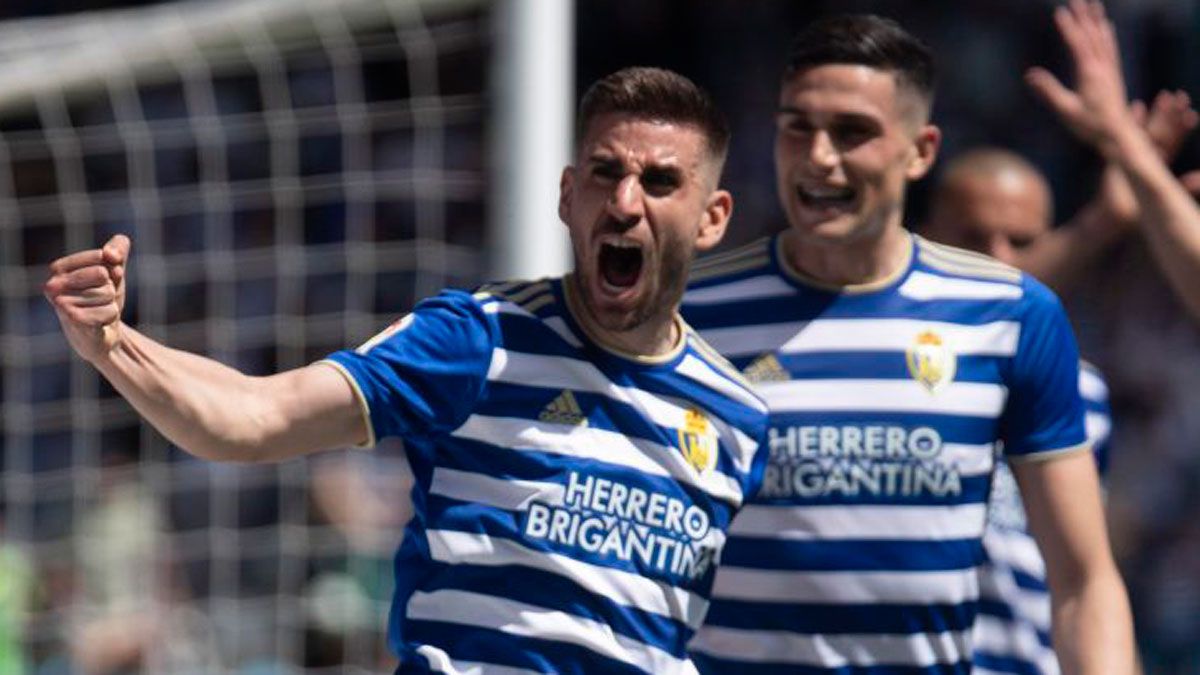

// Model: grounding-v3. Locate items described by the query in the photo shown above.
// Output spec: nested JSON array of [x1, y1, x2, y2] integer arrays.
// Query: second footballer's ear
[[558, 166, 575, 223], [906, 124, 942, 180], [695, 189, 733, 252]]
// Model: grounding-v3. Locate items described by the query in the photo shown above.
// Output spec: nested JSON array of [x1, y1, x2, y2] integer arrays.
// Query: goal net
[[0, 0, 569, 671]]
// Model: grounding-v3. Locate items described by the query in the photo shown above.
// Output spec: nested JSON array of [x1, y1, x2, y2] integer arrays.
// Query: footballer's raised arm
[[45, 234, 367, 462], [1028, 0, 1200, 319]]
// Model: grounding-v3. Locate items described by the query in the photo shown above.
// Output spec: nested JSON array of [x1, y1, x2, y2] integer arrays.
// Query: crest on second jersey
[[906, 329, 956, 391], [677, 408, 719, 474]]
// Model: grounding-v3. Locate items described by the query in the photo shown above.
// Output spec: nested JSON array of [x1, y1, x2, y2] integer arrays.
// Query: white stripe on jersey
[[898, 271, 1023, 301], [941, 442, 997, 476], [757, 379, 1008, 417], [487, 349, 758, 453], [731, 503, 987, 541], [676, 353, 768, 416], [710, 566, 979, 605], [431, 467, 564, 510], [982, 527, 1047, 579], [426, 529, 710, 627], [978, 565, 1053, 631], [451, 414, 745, 505], [1086, 411, 1111, 441], [699, 319, 1021, 359], [1078, 367, 1109, 401], [415, 645, 546, 675], [692, 625, 971, 667], [406, 589, 700, 675], [684, 274, 796, 305], [543, 316, 586, 348]]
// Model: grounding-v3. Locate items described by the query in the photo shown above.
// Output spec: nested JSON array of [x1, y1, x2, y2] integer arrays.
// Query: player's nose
[[606, 174, 645, 224]]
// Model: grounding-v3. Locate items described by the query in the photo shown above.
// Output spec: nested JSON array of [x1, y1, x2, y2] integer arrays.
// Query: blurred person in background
[[0, 506, 36, 675], [921, 92, 1196, 672], [682, 3, 1134, 673]]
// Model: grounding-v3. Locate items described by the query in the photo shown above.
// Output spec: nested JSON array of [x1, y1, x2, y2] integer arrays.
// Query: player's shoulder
[[688, 235, 774, 288], [911, 235, 1064, 311], [913, 234, 1024, 285], [471, 277, 561, 316], [681, 320, 767, 408]]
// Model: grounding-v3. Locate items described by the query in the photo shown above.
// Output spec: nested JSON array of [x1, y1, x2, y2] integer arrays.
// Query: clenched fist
[[43, 234, 131, 363]]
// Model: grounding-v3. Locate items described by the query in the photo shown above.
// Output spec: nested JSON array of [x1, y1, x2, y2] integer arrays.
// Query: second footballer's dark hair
[[784, 14, 936, 114], [576, 66, 730, 164]]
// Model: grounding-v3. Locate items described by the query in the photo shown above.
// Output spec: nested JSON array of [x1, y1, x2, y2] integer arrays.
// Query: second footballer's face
[[775, 64, 939, 244], [927, 171, 1051, 264], [559, 113, 730, 334]]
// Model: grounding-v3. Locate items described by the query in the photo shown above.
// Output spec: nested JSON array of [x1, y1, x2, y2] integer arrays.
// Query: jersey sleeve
[[321, 289, 496, 445], [1000, 280, 1088, 460]]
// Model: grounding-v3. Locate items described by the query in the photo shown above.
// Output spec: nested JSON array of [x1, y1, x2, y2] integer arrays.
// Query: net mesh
[[0, 0, 491, 671]]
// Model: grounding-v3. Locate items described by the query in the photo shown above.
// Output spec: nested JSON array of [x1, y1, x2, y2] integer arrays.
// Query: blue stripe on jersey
[[682, 234, 1087, 673], [326, 278, 766, 674], [977, 602, 1053, 643], [691, 654, 974, 675], [727, 352, 1007, 384], [704, 599, 977, 634], [1010, 568, 1048, 593], [720, 537, 983, 572], [971, 652, 1043, 675], [418, 560, 689, 656], [401, 622, 653, 675]]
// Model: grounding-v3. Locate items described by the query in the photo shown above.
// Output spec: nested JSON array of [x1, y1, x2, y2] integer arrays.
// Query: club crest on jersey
[[677, 408, 719, 474], [906, 330, 956, 391]]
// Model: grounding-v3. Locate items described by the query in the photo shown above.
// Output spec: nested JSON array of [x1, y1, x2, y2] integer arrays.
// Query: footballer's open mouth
[[796, 184, 857, 210], [598, 239, 644, 292]]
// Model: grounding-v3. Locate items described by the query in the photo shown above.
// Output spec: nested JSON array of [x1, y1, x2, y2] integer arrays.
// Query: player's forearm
[[91, 324, 309, 462], [1103, 124, 1200, 319], [1050, 564, 1137, 675], [1014, 201, 1127, 294]]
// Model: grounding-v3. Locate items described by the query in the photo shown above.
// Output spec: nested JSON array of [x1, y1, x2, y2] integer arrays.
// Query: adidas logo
[[743, 353, 790, 383], [539, 390, 589, 427]]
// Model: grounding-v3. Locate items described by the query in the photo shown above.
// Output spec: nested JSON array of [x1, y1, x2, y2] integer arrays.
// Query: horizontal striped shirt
[[681, 234, 1087, 674], [974, 361, 1113, 675], [323, 277, 767, 674]]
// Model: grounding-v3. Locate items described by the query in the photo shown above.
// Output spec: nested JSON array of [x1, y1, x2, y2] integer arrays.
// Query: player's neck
[[782, 222, 912, 289], [564, 275, 683, 360]]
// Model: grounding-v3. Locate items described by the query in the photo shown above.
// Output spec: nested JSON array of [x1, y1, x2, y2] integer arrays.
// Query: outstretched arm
[[1027, 0, 1200, 319], [44, 235, 367, 462], [1014, 92, 1198, 294]]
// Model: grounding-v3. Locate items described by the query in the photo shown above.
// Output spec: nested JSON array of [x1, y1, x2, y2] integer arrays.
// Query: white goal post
[[0, 0, 571, 671]]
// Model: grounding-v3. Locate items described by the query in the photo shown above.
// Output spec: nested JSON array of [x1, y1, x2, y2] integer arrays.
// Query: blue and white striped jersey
[[680, 233, 1088, 674], [322, 277, 768, 675], [973, 361, 1113, 675]]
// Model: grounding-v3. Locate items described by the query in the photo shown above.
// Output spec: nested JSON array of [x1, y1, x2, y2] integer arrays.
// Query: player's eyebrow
[[777, 106, 882, 127]]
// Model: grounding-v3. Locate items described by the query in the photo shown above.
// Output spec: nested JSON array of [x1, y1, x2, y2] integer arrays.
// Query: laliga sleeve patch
[[355, 314, 415, 355]]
